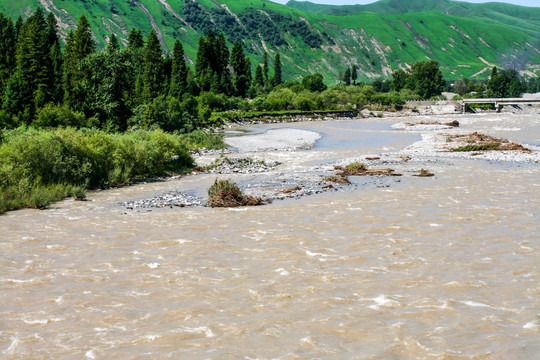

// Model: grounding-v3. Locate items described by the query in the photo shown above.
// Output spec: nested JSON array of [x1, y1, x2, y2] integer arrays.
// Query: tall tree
[[142, 30, 163, 103], [46, 12, 62, 103], [76, 50, 130, 130], [405, 60, 444, 99], [351, 65, 358, 85], [487, 68, 525, 98], [253, 65, 264, 89], [230, 42, 250, 97], [263, 52, 269, 86], [272, 53, 282, 87], [127, 28, 144, 49], [11, 8, 50, 121], [72, 15, 94, 60], [390, 69, 408, 92], [107, 34, 120, 53], [343, 67, 351, 86], [0, 12, 16, 99], [169, 39, 188, 100], [63, 15, 95, 106]]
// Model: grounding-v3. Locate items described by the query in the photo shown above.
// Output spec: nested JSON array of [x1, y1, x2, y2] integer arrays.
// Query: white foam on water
[[274, 268, 290, 276], [461, 300, 492, 308], [3, 337, 20, 355], [85, 350, 96, 359], [145, 263, 160, 269], [143, 334, 161, 341], [182, 326, 215, 338], [368, 295, 401, 310], [523, 321, 537, 330]]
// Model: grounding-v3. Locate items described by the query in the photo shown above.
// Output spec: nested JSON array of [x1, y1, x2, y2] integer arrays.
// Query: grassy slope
[[287, 0, 540, 38], [0, 0, 538, 81]]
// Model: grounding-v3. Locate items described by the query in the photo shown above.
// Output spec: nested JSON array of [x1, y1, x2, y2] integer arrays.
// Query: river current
[[1, 113, 538, 359]]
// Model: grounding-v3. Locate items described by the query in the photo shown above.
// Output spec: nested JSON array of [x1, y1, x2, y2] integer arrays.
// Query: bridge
[[461, 98, 540, 113]]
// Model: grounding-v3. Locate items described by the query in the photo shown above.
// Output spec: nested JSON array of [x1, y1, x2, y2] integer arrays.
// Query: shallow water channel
[[1, 114, 539, 359]]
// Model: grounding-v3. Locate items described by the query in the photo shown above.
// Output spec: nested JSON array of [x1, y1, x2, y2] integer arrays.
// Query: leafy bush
[[0, 127, 194, 214], [34, 103, 89, 128]]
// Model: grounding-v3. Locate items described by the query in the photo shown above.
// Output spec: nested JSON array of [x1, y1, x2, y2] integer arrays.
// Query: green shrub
[[34, 103, 90, 129], [0, 127, 194, 214]]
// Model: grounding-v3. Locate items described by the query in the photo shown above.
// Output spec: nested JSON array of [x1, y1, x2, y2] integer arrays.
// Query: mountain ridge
[[1, 0, 538, 81]]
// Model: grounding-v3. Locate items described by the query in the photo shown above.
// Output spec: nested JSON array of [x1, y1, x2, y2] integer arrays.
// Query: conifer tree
[[107, 34, 120, 53], [263, 52, 269, 86], [272, 53, 282, 87], [351, 65, 358, 85], [0, 12, 16, 99], [45, 12, 62, 103], [73, 15, 94, 59], [169, 39, 188, 100], [14, 16, 23, 38], [11, 9, 50, 121], [63, 15, 95, 106], [343, 68, 351, 86], [127, 28, 144, 49], [253, 65, 264, 88], [142, 30, 163, 103], [231, 42, 250, 97]]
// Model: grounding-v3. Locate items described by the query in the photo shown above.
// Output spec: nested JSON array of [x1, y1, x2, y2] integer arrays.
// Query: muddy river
[[1, 113, 538, 359]]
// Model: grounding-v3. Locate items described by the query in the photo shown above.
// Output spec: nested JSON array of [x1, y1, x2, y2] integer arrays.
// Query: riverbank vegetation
[[0, 127, 199, 214], [0, 8, 534, 212]]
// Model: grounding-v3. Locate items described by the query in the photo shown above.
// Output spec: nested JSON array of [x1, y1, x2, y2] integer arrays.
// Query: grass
[[451, 143, 501, 152], [1, 0, 538, 82]]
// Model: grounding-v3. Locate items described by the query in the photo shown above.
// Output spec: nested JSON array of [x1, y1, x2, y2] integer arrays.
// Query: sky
[[269, 0, 540, 7]]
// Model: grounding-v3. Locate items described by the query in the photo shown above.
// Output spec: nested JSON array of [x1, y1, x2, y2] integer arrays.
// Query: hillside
[[287, 0, 540, 38], [2, 0, 539, 81]]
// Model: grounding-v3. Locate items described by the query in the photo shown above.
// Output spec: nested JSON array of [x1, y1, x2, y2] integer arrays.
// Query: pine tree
[[142, 30, 163, 103], [14, 16, 23, 38], [63, 15, 95, 105], [343, 68, 351, 86], [0, 12, 16, 99], [195, 31, 231, 94], [272, 53, 282, 87], [216, 33, 229, 77], [195, 36, 209, 88], [169, 40, 188, 100], [253, 65, 264, 88], [73, 15, 94, 60], [351, 65, 358, 85], [127, 28, 144, 49], [230, 42, 250, 97], [107, 34, 120, 53], [45, 12, 62, 103], [12, 9, 50, 122], [263, 52, 269, 86]]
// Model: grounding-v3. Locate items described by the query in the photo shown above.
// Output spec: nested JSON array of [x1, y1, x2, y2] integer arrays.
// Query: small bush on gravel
[[207, 179, 264, 207]]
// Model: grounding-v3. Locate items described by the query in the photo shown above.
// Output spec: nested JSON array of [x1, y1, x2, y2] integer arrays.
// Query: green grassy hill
[[1, 0, 539, 81]]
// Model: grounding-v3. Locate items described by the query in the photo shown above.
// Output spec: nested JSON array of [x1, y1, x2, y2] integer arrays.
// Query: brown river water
[[1, 113, 539, 359]]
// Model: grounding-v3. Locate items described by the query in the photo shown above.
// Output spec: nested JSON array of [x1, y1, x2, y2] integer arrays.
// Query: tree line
[[0, 9, 283, 132], [0, 9, 535, 134]]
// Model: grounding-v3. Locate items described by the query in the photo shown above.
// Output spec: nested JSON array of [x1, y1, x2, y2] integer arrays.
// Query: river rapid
[[1, 113, 539, 359]]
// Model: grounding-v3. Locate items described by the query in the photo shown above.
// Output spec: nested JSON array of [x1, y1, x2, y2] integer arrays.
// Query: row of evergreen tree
[[0, 9, 283, 132]]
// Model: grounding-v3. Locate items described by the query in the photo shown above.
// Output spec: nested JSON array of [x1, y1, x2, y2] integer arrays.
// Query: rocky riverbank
[[120, 112, 539, 211]]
